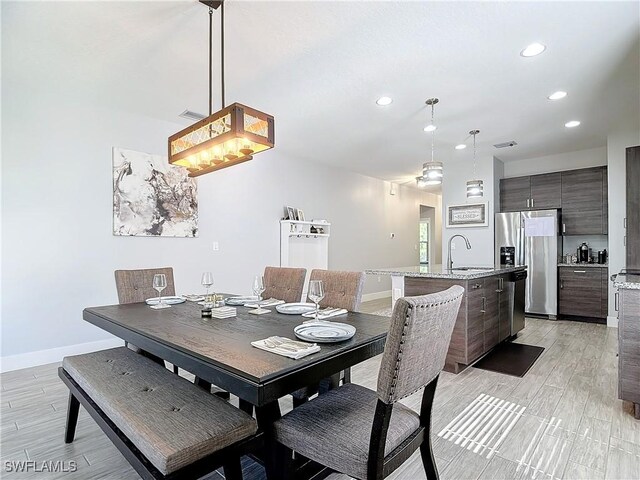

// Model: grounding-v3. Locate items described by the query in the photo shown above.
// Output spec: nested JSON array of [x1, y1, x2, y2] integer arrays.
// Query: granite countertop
[[365, 264, 527, 280], [612, 273, 640, 290], [558, 263, 608, 268]]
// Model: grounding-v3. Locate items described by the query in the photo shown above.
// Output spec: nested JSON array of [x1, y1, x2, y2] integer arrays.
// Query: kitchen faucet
[[447, 234, 472, 270]]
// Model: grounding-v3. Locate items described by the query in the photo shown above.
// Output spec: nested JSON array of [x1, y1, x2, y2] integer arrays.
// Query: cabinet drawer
[[558, 268, 603, 318]]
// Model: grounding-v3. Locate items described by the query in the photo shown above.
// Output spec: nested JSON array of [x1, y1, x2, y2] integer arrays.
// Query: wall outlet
[[212, 241, 219, 251]]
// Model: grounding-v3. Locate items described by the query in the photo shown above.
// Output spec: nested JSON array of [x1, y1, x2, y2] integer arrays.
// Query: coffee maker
[[577, 242, 590, 263], [500, 246, 516, 266]]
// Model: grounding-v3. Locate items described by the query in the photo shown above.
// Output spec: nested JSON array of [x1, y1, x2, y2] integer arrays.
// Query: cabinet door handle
[[615, 292, 619, 311], [624, 218, 627, 229], [624, 236, 627, 246], [531, 198, 534, 207], [573, 270, 586, 273], [562, 223, 566, 233], [560, 280, 564, 289], [526, 198, 530, 208], [471, 283, 482, 289], [481, 296, 486, 313]]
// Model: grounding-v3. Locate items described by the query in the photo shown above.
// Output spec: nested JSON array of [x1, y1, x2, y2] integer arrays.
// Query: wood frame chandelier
[[168, 1, 275, 177]]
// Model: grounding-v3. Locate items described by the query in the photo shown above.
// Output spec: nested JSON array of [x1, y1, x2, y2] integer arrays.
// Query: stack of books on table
[[210, 307, 237, 319]]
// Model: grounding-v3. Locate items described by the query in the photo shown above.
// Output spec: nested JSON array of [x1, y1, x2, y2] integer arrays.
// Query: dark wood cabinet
[[500, 177, 530, 212], [561, 167, 605, 235], [618, 287, 640, 418], [627, 146, 640, 270], [530, 173, 562, 209], [602, 167, 608, 235], [558, 267, 605, 318], [467, 280, 485, 362], [601, 268, 609, 318]]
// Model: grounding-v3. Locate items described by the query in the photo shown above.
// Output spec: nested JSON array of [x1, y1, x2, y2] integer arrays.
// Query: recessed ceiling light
[[376, 96, 392, 106], [520, 43, 546, 57], [548, 91, 567, 100], [565, 120, 581, 128], [424, 124, 437, 132], [455, 144, 467, 150]]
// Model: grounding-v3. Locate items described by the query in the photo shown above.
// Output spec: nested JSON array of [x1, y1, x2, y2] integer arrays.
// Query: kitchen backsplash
[[562, 235, 608, 257]]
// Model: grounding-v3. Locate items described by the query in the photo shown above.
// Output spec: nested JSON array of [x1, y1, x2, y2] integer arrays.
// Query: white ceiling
[[4, 1, 639, 185]]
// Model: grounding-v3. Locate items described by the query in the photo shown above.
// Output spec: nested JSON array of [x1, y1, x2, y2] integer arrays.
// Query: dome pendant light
[[168, 1, 275, 177], [417, 98, 443, 187], [466, 130, 483, 198]]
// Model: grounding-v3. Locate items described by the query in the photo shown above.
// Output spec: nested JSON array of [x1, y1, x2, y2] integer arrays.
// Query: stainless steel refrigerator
[[495, 210, 561, 317]]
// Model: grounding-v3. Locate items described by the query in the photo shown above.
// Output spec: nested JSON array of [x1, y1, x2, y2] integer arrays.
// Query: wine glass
[[252, 275, 265, 305], [152, 274, 168, 309], [308, 280, 325, 321], [201, 272, 214, 306]]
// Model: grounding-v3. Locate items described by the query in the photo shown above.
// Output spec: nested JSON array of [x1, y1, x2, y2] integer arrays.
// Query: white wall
[[502, 146, 607, 178], [1, 86, 440, 362], [441, 156, 499, 267]]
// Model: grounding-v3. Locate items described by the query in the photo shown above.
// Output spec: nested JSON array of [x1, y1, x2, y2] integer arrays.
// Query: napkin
[[244, 298, 285, 308], [209, 307, 237, 319], [302, 308, 348, 321], [251, 336, 320, 360]]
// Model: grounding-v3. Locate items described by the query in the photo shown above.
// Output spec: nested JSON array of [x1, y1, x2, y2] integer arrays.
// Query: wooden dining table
[[83, 296, 390, 479]]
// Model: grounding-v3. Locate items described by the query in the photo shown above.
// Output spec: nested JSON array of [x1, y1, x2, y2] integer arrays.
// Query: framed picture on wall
[[446, 202, 489, 228], [286, 206, 297, 221]]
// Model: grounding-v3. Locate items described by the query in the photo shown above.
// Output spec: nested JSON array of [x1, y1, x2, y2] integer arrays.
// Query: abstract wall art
[[113, 147, 198, 237]]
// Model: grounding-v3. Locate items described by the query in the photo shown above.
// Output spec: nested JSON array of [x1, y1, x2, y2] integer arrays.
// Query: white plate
[[145, 296, 186, 306], [276, 303, 316, 315], [182, 294, 205, 302], [294, 322, 356, 343], [225, 296, 259, 306]]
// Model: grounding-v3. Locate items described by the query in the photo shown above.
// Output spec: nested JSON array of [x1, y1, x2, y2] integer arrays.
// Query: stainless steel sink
[[451, 266, 495, 271]]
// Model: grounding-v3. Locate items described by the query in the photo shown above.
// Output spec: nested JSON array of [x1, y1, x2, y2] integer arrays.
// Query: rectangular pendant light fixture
[[168, 102, 274, 177]]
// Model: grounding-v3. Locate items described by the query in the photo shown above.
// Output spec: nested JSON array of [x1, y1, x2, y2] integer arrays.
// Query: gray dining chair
[[310, 269, 366, 312], [272, 286, 464, 480], [114, 268, 221, 396], [263, 266, 307, 303], [291, 269, 366, 407], [114, 268, 178, 372]]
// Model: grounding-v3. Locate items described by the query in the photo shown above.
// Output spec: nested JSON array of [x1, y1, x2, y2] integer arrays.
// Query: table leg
[[255, 401, 282, 480]]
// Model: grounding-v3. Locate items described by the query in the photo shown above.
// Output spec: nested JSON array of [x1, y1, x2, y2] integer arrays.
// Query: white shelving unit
[[280, 220, 330, 297]]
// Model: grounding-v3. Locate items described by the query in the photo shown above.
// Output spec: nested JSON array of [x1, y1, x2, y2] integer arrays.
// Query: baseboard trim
[[607, 316, 619, 328], [1, 337, 125, 373], [362, 290, 392, 302]]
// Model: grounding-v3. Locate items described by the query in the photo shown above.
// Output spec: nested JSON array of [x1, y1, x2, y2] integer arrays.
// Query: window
[[420, 220, 430, 264]]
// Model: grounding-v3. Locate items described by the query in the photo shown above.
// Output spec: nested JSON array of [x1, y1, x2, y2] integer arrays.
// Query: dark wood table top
[[83, 297, 390, 405]]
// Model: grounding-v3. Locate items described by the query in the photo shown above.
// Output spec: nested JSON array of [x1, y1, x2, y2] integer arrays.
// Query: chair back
[[377, 286, 464, 404], [263, 267, 307, 303], [309, 269, 365, 312], [114, 267, 176, 304]]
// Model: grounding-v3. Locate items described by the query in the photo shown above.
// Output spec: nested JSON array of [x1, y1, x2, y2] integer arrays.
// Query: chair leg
[[64, 392, 80, 444], [239, 399, 254, 416], [343, 367, 352, 384], [214, 390, 231, 400], [292, 395, 308, 408], [222, 457, 243, 480], [270, 442, 294, 480], [419, 376, 440, 480], [194, 377, 211, 392], [173, 365, 179, 375]]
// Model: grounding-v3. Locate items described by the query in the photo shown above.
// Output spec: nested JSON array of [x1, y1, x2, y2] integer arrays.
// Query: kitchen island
[[366, 265, 527, 373], [613, 272, 640, 418]]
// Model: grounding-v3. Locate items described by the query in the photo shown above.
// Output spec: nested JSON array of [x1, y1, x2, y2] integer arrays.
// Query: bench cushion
[[63, 347, 257, 475]]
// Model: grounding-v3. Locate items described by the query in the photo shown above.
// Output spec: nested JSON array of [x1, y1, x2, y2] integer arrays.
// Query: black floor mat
[[472, 342, 544, 377]]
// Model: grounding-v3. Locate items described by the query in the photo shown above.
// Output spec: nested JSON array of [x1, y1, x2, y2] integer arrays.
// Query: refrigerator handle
[[526, 199, 530, 208]]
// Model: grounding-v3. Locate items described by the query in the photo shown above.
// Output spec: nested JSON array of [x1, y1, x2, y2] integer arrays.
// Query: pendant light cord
[[430, 103, 435, 162], [221, 1, 225, 108], [208, 7, 213, 116]]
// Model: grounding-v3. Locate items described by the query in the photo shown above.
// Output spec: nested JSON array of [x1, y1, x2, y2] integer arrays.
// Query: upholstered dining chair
[[263, 266, 307, 303], [290, 269, 366, 407], [272, 286, 464, 480], [310, 269, 366, 312], [114, 268, 178, 372]]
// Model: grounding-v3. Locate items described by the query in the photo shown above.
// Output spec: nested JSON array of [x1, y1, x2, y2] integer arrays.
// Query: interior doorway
[[419, 205, 437, 266]]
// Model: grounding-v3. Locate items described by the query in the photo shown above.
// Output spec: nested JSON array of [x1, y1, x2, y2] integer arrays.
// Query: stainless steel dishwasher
[[509, 270, 527, 336]]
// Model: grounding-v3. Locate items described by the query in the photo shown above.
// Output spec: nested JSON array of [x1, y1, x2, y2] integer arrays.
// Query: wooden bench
[[59, 347, 261, 480]]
